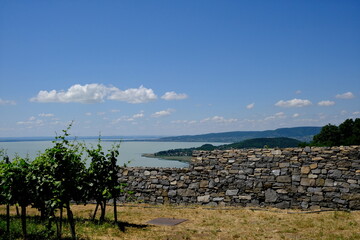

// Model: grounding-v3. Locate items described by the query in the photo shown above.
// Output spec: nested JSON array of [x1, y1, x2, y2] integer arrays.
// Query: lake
[[0, 141, 221, 168]]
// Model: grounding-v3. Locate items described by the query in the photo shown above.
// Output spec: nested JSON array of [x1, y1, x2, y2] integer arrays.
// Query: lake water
[[0, 141, 220, 168]]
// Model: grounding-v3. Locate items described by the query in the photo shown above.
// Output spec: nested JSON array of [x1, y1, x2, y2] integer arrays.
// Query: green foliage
[[312, 118, 360, 146], [86, 138, 122, 222], [0, 123, 125, 239]]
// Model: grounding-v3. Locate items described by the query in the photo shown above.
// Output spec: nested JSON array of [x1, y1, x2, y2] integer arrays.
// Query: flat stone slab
[[146, 218, 187, 226]]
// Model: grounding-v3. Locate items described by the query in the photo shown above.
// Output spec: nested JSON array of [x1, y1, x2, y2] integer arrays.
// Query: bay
[[0, 141, 220, 168]]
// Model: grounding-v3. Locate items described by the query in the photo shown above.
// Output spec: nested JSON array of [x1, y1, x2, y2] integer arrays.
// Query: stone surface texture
[[118, 146, 360, 210]]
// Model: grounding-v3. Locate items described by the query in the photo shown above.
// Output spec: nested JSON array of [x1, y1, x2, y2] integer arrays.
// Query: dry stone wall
[[118, 146, 360, 210]]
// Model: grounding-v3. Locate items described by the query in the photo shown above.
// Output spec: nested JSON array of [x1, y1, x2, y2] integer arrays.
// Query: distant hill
[[146, 137, 302, 160], [157, 127, 321, 143], [224, 137, 302, 149]]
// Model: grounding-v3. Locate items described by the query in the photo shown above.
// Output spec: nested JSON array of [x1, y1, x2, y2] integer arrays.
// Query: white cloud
[[161, 91, 188, 100], [39, 113, 54, 117], [17, 117, 44, 127], [295, 90, 302, 94], [171, 120, 197, 125], [275, 98, 312, 108], [318, 100, 335, 106], [0, 98, 16, 105], [30, 83, 111, 103], [265, 112, 286, 121], [292, 113, 300, 118], [336, 92, 355, 99], [246, 103, 255, 109], [201, 116, 238, 124], [108, 85, 157, 104], [133, 112, 144, 119], [353, 111, 360, 115], [85, 112, 92, 116], [111, 112, 145, 123], [151, 109, 174, 118], [110, 109, 120, 113], [31, 84, 158, 104]]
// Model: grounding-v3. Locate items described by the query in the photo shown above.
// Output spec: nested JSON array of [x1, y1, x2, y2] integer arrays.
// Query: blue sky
[[0, 1, 359, 137]]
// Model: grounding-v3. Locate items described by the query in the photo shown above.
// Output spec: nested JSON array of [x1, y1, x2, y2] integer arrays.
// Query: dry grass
[[2, 204, 360, 240]]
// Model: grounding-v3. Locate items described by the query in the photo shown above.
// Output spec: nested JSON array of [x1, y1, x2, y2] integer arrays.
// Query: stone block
[[272, 169, 281, 176], [311, 195, 324, 202], [300, 178, 315, 186], [199, 180, 209, 188], [213, 197, 224, 202], [308, 174, 318, 179], [159, 180, 170, 185], [328, 170, 342, 178], [265, 189, 278, 202], [197, 195, 210, 203], [226, 189, 239, 196], [168, 190, 177, 197], [279, 162, 290, 168], [194, 166, 204, 171], [189, 182, 200, 189], [349, 200, 360, 210], [238, 195, 252, 200], [316, 178, 325, 186], [304, 146, 311, 153], [292, 175, 301, 182], [277, 176, 291, 183], [308, 187, 322, 192], [276, 189, 287, 194], [324, 179, 334, 187], [301, 166, 311, 174], [309, 163, 318, 169], [301, 201, 309, 209], [272, 150, 282, 155], [342, 193, 360, 201], [275, 201, 290, 209]]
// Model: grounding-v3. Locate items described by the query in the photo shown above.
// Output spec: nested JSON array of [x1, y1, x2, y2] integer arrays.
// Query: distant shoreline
[[0, 136, 162, 143], [142, 153, 192, 163]]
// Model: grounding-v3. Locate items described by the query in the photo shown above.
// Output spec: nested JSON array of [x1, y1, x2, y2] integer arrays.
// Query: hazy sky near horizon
[[1, 1, 359, 137]]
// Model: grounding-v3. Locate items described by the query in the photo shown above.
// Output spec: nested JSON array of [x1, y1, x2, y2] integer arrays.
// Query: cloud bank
[[31, 84, 186, 104], [0, 98, 16, 105], [30, 84, 111, 103], [336, 92, 355, 99], [275, 98, 312, 108], [161, 91, 188, 100], [318, 100, 335, 106], [152, 109, 174, 118], [108, 85, 157, 103]]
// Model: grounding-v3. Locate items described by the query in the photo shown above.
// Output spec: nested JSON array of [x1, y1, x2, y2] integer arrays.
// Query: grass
[[1, 204, 360, 240]]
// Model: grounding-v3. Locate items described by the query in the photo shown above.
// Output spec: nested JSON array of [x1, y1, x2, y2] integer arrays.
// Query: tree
[[312, 124, 340, 146], [339, 119, 354, 145], [312, 118, 360, 146], [86, 139, 122, 223], [36, 123, 87, 239], [0, 156, 32, 239]]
